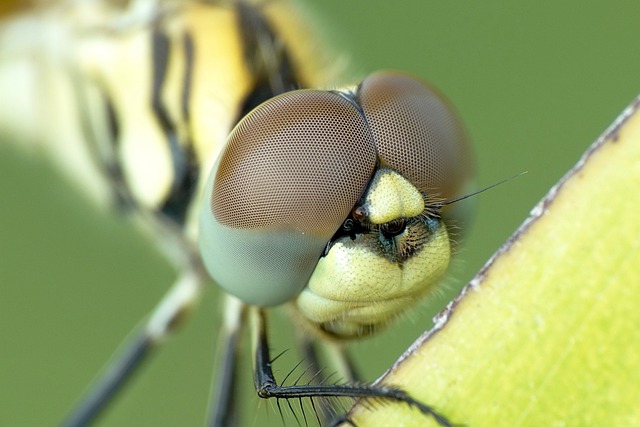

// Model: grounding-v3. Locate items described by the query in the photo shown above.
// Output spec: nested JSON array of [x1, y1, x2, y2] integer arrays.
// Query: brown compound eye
[[199, 90, 377, 307], [356, 71, 475, 225]]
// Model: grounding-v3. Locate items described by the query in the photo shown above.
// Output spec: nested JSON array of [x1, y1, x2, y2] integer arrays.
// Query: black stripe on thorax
[[235, 1, 301, 120], [151, 28, 199, 226], [181, 32, 194, 123]]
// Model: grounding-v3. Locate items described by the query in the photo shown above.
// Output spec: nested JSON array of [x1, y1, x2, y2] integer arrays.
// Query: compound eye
[[356, 71, 475, 222], [199, 90, 377, 307]]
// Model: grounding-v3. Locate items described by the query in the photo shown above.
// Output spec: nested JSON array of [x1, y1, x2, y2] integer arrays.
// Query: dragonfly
[[0, 0, 474, 425]]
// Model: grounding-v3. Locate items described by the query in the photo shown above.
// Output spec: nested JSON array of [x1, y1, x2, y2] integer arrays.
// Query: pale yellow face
[[295, 168, 451, 338]]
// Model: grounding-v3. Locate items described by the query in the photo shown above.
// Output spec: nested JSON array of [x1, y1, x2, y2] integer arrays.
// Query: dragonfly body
[[0, 0, 330, 235], [0, 1, 473, 425]]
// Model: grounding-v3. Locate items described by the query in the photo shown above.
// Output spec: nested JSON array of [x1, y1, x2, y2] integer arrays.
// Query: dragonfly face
[[200, 71, 473, 338]]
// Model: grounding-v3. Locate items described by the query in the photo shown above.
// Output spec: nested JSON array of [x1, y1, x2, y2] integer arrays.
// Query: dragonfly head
[[199, 71, 474, 339]]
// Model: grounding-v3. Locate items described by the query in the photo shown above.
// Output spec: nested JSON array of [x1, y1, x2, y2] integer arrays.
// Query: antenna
[[439, 171, 527, 207]]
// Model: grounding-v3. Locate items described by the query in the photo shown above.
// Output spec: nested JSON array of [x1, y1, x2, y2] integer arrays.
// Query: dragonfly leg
[[207, 294, 247, 427], [296, 334, 363, 424], [61, 267, 204, 427], [252, 308, 452, 427]]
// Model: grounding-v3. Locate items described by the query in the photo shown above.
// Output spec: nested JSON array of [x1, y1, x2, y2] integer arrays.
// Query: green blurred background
[[1, 0, 639, 426]]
